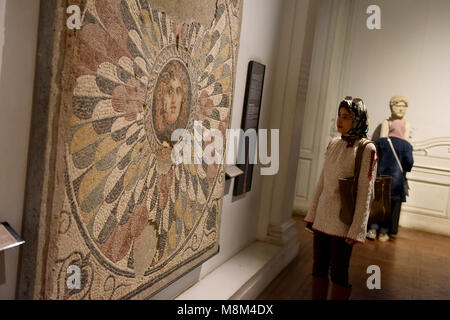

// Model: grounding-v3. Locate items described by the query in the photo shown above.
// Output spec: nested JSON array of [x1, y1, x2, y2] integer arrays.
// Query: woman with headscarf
[[367, 120, 414, 242], [304, 97, 378, 300]]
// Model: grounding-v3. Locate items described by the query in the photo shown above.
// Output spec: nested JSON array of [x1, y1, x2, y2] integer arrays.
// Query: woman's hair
[[390, 95, 408, 108], [338, 96, 369, 138]]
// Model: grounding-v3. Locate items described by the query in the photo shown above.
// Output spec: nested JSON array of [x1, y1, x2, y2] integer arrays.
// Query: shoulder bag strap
[[354, 139, 374, 179], [387, 137, 404, 173]]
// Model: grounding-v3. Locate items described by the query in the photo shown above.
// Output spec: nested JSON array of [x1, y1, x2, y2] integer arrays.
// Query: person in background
[[304, 97, 378, 300], [367, 120, 414, 242]]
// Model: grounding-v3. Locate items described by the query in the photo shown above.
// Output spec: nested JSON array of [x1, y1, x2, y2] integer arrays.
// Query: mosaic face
[[49, 0, 242, 300], [152, 60, 191, 143], [391, 102, 407, 119]]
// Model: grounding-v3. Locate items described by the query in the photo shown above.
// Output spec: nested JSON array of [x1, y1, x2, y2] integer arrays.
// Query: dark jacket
[[376, 137, 414, 202]]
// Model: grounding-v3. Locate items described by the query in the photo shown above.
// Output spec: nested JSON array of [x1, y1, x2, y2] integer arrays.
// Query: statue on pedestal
[[380, 96, 411, 140]]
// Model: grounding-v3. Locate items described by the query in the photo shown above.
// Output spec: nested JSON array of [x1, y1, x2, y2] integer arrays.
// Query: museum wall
[[294, 0, 450, 236], [339, 0, 450, 141], [0, 0, 40, 300], [0, 0, 292, 299]]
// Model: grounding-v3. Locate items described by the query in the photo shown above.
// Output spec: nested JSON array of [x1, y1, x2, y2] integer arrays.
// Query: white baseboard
[[400, 211, 450, 237], [230, 238, 299, 300], [175, 239, 299, 300]]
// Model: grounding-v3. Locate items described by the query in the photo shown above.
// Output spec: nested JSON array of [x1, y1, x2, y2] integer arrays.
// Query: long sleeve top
[[304, 137, 378, 243]]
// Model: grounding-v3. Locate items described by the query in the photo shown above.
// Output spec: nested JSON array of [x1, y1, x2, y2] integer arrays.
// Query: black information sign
[[233, 61, 266, 196]]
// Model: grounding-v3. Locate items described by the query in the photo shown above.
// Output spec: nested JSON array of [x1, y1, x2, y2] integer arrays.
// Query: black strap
[[354, 139, 375, 180]]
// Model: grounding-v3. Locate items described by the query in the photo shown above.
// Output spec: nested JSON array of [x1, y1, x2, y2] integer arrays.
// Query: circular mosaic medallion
[[65, 0, 234, 278]]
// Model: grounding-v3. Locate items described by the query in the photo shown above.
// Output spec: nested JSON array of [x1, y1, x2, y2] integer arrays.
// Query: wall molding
[[413, 137, 450, 156], [401, 137, 450, 236]]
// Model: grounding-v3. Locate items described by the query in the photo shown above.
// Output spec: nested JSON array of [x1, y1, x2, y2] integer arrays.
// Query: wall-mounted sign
[[234, 61, 266, 196]]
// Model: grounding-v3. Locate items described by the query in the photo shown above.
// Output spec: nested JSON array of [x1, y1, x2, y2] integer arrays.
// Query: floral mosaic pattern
[[51, 0, 242, 299]]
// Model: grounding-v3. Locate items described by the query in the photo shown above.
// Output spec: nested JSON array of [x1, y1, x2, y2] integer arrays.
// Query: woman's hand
[[305, 222, 314, 234], [345, 238, 357, 246]]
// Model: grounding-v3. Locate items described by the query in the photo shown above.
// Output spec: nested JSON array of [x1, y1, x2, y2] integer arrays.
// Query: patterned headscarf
[[339, 96, 369, 139]]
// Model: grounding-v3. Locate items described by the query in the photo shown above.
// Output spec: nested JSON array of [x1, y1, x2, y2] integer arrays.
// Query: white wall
[[0, 0, 40, 299], [341, 0, 450, 142]]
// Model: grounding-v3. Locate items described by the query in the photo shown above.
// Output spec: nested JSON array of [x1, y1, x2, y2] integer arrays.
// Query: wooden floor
[[257, 216, 450, 300]]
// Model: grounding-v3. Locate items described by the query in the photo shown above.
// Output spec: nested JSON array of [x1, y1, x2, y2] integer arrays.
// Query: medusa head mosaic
[[20, 0, 243, 300]]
